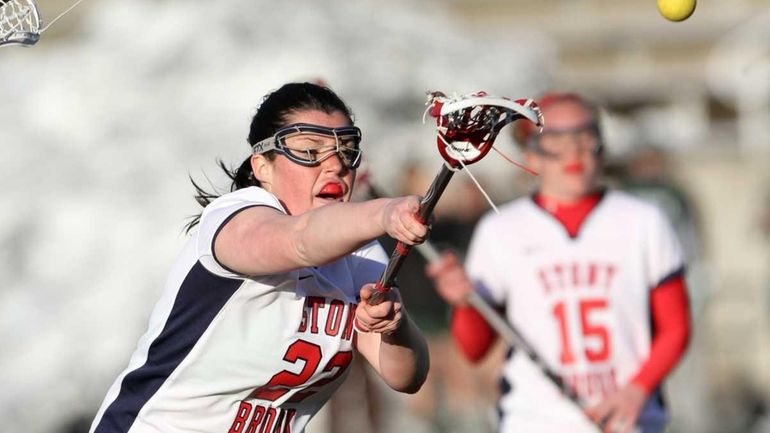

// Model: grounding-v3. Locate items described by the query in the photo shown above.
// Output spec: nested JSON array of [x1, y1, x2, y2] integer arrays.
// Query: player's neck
[[536, 190, 601, 209]]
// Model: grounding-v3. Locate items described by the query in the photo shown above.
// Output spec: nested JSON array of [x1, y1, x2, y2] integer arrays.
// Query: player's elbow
[[394, 351, 430, 394], [392, 376, 426, 394], [386, 364, 428, 394]]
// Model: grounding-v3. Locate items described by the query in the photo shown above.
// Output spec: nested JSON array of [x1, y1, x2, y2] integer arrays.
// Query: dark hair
[[184, 82, 355, 232]]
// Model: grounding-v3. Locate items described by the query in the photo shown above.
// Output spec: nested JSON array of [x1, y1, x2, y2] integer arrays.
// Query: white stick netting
[[0, 0, 40, 46]]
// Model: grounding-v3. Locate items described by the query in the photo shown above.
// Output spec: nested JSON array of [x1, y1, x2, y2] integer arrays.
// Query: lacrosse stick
[[368, 91, 543, 305], [1, 0, 87, 47]]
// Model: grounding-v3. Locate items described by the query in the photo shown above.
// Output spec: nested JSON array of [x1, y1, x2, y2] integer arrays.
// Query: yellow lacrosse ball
[[657, 0, 696, 22]]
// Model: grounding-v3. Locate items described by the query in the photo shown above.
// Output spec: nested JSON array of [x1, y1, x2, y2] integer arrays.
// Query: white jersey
[[466, 190, 683, 433], [90, 186, 388, 433]]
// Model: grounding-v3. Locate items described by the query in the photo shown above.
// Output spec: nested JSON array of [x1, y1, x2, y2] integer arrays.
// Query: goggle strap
[[251, 136, 279, 155]]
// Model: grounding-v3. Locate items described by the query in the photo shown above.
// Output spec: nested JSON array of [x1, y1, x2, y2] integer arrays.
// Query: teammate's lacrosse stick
[[420, 244, 603, 431], [414, 239, 602, 430], [414, 241, 588, 408], [359, 171, 600, 429], [1, 0, 87, 47], [368, 91, 543, 305]]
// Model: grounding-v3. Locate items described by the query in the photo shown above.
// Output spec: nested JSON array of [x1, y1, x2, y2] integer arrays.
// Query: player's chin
[[314, 195, 346, 206], [562, 178, 593, 196]]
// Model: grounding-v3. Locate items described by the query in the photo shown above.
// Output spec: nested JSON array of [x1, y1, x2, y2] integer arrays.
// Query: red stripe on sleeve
[[631, 275, 691, 394], [450, 305, 497, 362]]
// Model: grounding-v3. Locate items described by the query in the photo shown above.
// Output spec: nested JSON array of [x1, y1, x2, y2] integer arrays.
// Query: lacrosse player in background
[[89, 82, 430, 433], [426, 92, 691, 433]]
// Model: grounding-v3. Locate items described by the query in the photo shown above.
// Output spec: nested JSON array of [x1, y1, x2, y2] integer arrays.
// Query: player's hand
[[356, 284, 404, 335], [585, 383, 647, 433], [380, 196, 429, 245], [425, 251, 474, 307]]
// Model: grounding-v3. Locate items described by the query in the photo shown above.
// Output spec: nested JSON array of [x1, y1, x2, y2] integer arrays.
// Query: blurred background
[[1, 0, 769, 432]]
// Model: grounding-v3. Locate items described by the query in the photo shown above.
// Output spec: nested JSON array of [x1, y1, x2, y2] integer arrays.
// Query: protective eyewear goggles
[[528, 121, 602, 157], [251, 123, 363, 169]]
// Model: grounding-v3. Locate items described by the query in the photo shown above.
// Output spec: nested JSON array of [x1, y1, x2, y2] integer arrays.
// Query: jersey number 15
[[552, 298, 611, 365]]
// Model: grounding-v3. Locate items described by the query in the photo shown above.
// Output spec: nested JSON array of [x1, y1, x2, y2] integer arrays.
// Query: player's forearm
[[216, 200, 392, 276], [294, 199, 391, 265], [377, 314, 429, 394]]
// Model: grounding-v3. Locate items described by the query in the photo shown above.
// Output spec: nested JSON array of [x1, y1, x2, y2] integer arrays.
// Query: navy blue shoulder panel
[[94, 261, 243, 433]]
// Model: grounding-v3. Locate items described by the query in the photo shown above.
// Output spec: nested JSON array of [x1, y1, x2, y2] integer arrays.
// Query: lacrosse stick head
[[425, 91, 544, 167], [0, 0, 41, 47]]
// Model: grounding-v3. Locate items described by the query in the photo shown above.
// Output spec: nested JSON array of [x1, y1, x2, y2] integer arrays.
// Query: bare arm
[[214, 197, 427, 276], [354, 285, 429, 394]]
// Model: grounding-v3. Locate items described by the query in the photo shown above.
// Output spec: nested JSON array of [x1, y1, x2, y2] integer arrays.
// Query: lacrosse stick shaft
[[369, 164, 455, 305], [464, 292, 583, 404], [412, 237, 598, 429], [409, 240, 583, 405]]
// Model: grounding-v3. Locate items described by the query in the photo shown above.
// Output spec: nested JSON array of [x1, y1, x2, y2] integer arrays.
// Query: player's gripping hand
[[379, 196, 429, 245], [585, 383, 646, 433], [425, 251, 474, 307], [356, 284, 404, 335]]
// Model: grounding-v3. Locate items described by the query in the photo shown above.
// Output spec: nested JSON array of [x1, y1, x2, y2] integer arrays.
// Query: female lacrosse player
[[90, 82, 430, 433], [426, 92, 691, 433]]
